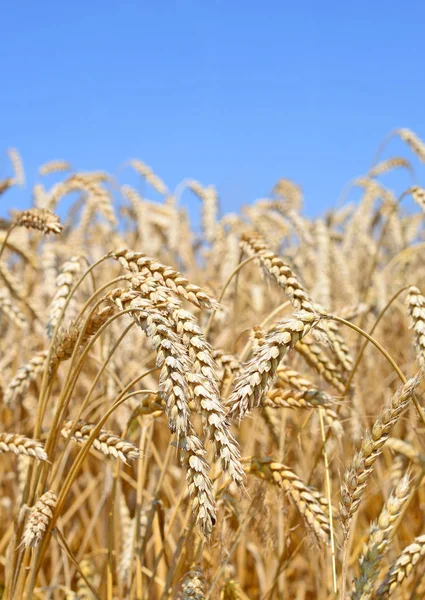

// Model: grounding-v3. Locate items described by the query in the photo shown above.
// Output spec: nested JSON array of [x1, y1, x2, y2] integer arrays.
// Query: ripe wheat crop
[[1, 131, 425, 598]]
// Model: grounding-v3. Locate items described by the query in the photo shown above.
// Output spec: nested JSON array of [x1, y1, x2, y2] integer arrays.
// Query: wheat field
[[1, 129, 425, 599]]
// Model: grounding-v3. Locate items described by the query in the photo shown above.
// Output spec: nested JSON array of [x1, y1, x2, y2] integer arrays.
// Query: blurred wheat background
[[0, 129, 425, 598]]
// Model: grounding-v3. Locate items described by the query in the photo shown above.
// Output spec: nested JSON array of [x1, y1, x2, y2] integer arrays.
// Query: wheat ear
[[244, 456, 330, 544], [0, 288, 28, 330], [179, 429, 217, 537], [240, 231, 353, 371], [227, 311, 322, 420], [262, 387, 342, 435], [352, 474, 410, 599], [0, 433, 48, 461], [397, 129, 425, 164], [22, 490, 57, 548], [368, 157, 412, 177], [109, 248, 219, 311], [107, 288, 193, 436], [47, 256, 82, 338], [220, 578, 251, 600], [171, 306, 244, 485], [38, 160, 72, 175], [178, 564, 205, 599], [376, 534, 425, 597], [14, 209, 63, 235], [340, 375, 420, 538], [50, 306, 115, 369], [4, 349, 48, 405], [61, 420, 140, 464], [406, 285, 425, 367]]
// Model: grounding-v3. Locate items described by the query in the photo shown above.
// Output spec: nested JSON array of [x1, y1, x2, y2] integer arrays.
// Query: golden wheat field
[[1, 129, 425, 599]]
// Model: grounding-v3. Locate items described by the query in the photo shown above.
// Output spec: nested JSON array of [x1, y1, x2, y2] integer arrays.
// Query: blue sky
[[1, 1, 425, 218]]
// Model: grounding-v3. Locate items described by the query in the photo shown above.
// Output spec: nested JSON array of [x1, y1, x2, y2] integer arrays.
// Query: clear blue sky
[[1, 1, 425, 217]]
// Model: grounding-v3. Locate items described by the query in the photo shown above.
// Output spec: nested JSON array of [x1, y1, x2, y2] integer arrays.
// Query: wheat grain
[[212, 350, 242, 391], [387, 437, 425, 466], [313, 220, 331, 309], [76, 558, 95, 599], [294, 337, 348, 393], [411, 186, 425, 212], [0, 178, 14, 196], [129, 159, 168, 194], [47, 256, 82, 338]]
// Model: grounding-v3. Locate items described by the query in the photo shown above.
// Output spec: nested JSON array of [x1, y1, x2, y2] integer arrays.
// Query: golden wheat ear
[[21, 491, 57, 548]]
